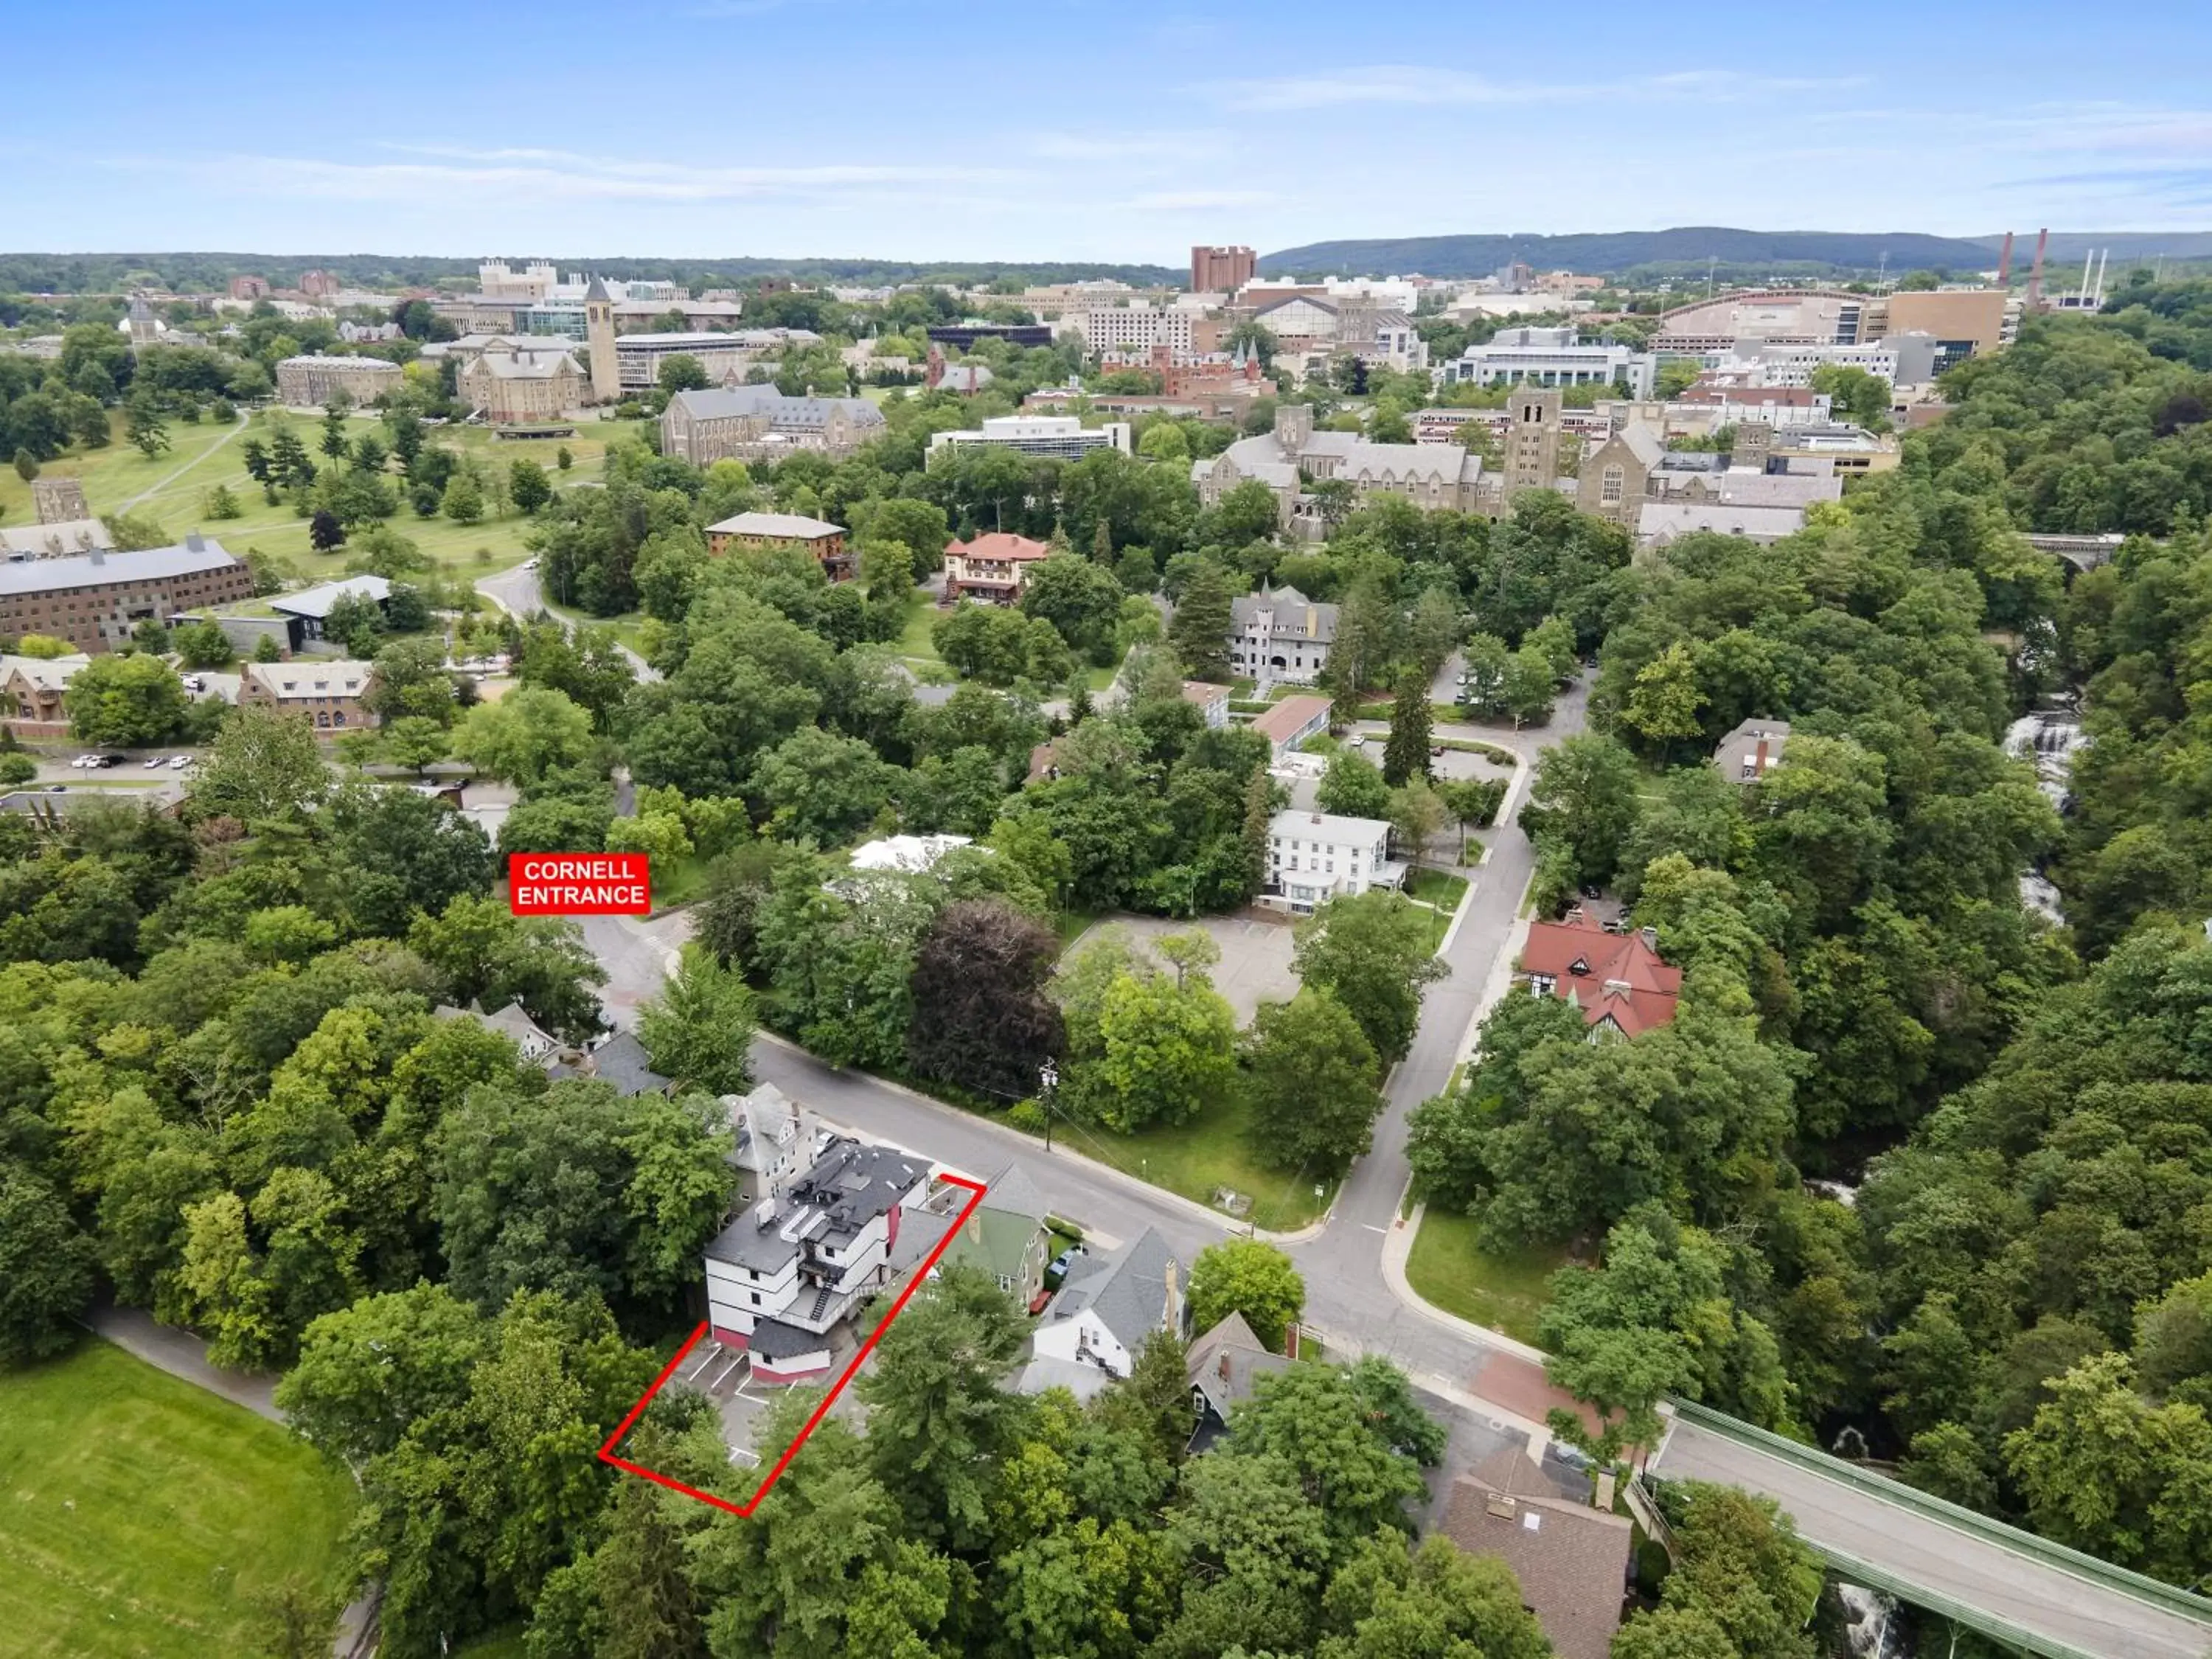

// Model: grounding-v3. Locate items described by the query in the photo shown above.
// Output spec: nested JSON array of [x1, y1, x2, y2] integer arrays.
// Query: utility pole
[[1039, 1060, 1059, 1152]]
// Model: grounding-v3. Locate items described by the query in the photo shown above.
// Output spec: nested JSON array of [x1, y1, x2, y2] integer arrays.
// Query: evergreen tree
[[1168, 561, 1235, 682], [1241, 766, 1275, 899], [1382, 667, 1432, 786]]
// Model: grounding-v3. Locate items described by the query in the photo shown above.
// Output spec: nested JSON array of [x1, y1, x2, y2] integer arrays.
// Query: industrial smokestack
[[1997, 231, 2015, 287], [2026, 228, 2049, 309], [2095, 248, 2110, 309]]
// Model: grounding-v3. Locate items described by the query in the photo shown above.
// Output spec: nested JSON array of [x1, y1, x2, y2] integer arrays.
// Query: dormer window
[[1568, 956, 1590, 975]]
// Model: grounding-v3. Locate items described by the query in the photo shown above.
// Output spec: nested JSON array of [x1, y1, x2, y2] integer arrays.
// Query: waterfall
[[1838, 1583, 1907, 1659], [2006, 710, 2086, 922], [2004, 710, 2086, 812]]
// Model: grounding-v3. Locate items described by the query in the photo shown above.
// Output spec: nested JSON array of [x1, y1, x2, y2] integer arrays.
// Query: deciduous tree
[[1188, 1238, 1306, 1352]]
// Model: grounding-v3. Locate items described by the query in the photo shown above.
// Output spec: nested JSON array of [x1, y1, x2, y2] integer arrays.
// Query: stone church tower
[[1502, 387, 1562, 499], [584, 275, 619, 403]]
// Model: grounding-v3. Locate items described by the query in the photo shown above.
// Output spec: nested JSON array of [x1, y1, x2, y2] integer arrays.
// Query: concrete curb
[[1379, 1190, 1551, 1368]]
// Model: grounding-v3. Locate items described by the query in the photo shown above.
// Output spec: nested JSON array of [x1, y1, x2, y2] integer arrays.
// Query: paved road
[[476, 563, 658, 681], [1654, 1420, 2212, 1659], [1279, 672, 1586, 1394]]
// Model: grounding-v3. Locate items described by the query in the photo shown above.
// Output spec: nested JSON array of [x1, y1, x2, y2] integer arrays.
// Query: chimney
[[184, 530, 204, 552], [1753, 735, 1770, 773], [88, 547, 105, 567], [1996, 231, 2014, 288], [2026, 228, 2049, 310], [1638, 925, 1658, 951]]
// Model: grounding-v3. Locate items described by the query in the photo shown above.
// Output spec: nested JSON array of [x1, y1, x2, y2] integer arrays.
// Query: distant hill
[[1257, 228, 2000, 280], [1975, 232, 2212, 265]]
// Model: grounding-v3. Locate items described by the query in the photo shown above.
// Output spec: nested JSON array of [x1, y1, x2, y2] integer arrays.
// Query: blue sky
[[4, 0, 2208, 261]]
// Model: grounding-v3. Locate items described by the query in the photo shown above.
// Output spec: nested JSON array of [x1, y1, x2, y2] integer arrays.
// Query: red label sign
[[509, 852, 650, 915]]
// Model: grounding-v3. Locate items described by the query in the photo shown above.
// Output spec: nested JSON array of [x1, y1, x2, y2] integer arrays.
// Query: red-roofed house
[[1517, 915, 1680, 1037], [945, 532, 1052, 602]]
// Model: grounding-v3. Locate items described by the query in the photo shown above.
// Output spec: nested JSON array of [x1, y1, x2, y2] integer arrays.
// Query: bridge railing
[[1815, 1545, 2098, 1659], [1663, 1399, 2212, 1631]]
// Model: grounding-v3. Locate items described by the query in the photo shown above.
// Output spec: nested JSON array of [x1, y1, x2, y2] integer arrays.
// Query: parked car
[[168, 755, 191, 770], [142, 756, 165, 768], [97, 754, 126, 768], [70, 754, 97, 768], [1048, 1245, 1087, 1279], [45, 782, 66, 793]]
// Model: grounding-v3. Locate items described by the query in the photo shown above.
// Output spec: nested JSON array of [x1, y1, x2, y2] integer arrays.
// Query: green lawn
[[897, 592, 945, 664], [1405, 1206, 1567, 1346], [2, 411, 610, 579], [542, 597, 650, 657], [1405, 869, 1470, 911], [1065, 1090, 1334, 1231], [0, 1339, 358, 1659]]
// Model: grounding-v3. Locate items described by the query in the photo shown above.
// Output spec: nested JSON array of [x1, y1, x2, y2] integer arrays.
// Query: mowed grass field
[[0, 408, 622, 578], [1405, 1205, 1566, 1345], [0, 1340, 358, 1658], [1074, 1089, 1335, 1231]]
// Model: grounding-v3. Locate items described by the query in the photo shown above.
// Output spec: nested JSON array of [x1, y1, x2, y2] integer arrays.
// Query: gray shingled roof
[[981, 1161, 1051, 1224], [0, 538, 240, 597], [1047, 1226, 1178, 1353], [1186, 1310, 1290, 1422], [1231, 586, 1338, 644], [591, 1032, 670, 1096]]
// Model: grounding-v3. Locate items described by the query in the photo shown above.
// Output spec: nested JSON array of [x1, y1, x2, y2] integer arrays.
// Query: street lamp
[[1038, 1060, 1060, 1152]]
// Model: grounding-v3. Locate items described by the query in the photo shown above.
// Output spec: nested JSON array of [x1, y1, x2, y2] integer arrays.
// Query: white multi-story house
[[726, 1082, 827, 1203], [1263, 810, 1404, 914], [702, 1136, 930, 1383], [1025, 1227, 1184, 1396]]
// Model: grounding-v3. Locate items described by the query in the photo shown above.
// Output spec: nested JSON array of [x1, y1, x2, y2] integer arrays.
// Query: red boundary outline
[[597, 1172, 989, 1515]]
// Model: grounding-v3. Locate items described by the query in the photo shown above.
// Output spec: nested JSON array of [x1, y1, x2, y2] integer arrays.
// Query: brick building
[[704, 512, 852, 580], [1191, 245, 1256, 293], [0, 536, 253, 653]]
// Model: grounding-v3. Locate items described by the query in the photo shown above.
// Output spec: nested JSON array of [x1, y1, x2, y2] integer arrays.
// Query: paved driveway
[[1069, 911, 1301, 1026]]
